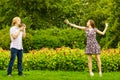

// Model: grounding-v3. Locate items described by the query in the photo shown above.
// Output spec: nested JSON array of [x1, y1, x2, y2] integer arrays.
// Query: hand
[[64, 19, 70, 24], [20, 24, 26, 31], [19, 27, 24, 31], [105, 23, 108, 27], [21, 23, 26, 29]]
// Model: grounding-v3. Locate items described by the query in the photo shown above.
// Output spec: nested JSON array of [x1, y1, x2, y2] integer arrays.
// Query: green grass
[[0, 70, 120, 80]]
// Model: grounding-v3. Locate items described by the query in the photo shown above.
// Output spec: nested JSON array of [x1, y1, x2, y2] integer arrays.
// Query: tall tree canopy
[[0, 0, 120, 49]]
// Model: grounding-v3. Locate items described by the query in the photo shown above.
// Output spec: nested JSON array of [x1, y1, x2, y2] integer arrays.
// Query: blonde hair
[[12, 17, 21, 26]]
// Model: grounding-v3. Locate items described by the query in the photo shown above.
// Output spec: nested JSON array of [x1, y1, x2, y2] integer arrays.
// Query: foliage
[[31, 27, 85, 50], [23, 33, 33, 52], [0, 27, 10, 50], [0, 0, 120, 49], [0, 47, 120, 72], [0, 28, 33, 52], [0, 27, 85, 52]]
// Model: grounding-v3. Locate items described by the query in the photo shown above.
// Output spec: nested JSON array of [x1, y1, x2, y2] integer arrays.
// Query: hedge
[[0, 47, 120, 72], [0, 27, 85, 52], [0, 27, 33, 52]]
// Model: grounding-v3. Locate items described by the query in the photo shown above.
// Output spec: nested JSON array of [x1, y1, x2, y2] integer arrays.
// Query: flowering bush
[[0, 47, 120, 72]]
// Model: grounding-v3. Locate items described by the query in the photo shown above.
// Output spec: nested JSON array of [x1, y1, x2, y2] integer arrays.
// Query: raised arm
[[11, 26, 26, 39], [96, 23, 108, 35], [22, 29, 26, 38], [22, 24, 26, 38], [64, 19, 86, 30]]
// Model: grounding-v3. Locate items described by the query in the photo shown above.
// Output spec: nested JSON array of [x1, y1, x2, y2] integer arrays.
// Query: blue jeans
[[7, 48, 23, 75]]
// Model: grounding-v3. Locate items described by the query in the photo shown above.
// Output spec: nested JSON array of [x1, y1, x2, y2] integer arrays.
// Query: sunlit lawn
[[0, 70, 120, 80]]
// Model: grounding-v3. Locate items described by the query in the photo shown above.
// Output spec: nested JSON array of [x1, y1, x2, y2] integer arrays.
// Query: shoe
[[90, 72, 94, 77], [18, 74, 25, 76], [99, 72, 102, 77], [7, 74, 12, 77]]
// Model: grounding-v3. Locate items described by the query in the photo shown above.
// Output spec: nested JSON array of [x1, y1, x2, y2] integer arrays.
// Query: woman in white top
[[7, 17, 26, 76]]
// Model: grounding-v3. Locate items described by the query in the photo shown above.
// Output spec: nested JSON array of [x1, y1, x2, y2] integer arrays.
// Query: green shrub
[[0, 27, 33, 52], [31, 27, 85, 50], [0, 27, 85, 51], [23, 33, 33, 52], [0, 27, 10, 50]]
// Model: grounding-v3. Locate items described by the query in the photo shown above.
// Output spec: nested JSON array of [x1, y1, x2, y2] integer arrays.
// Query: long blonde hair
[[12, 17, 21, 26]]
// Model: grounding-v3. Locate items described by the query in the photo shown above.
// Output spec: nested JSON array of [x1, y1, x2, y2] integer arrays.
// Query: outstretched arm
[[96, 23, 108, 35], [64, 19, 86, 30]]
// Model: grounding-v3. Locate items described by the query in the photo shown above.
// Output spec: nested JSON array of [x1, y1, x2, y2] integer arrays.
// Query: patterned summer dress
[[85, 28, 100, 54]]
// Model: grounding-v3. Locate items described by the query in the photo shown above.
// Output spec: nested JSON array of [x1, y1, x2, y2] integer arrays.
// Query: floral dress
[[85, 28, 100, 54]]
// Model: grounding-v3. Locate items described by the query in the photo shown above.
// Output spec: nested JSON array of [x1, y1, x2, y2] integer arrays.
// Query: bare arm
[[11, 27, 26, 39], [64, 19, 86, 30], [22, 29, 26, 38], [68, 23, 86, 30], [96, 23, 108, 35], [11, 30, 21, 39], [22, 24, 26, 38]]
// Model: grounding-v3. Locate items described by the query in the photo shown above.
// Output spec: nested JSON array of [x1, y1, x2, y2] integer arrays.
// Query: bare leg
[[87, 54, 94, 76], [95, 54, 102, 77]]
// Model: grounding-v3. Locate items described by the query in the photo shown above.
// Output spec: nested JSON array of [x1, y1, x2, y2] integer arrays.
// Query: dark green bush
[[23, 33, 33, 52], [0, 27, 85, 51], [31, 27, 85, 50], [0, 27, 10, 50], [0, 28, 33, 52]]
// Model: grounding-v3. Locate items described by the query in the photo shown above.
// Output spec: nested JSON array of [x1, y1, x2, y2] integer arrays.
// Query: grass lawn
[[0, 70, 120, 80]]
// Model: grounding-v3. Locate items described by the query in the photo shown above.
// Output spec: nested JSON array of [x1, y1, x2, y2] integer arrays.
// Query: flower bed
[[0, 47, 120, 72]]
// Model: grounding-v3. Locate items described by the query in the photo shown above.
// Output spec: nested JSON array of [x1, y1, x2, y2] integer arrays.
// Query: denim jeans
[[7, 48, 23, 75]]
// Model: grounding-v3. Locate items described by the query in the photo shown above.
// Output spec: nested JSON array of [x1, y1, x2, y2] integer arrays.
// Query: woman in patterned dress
[[64, 19, 108, 77]]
